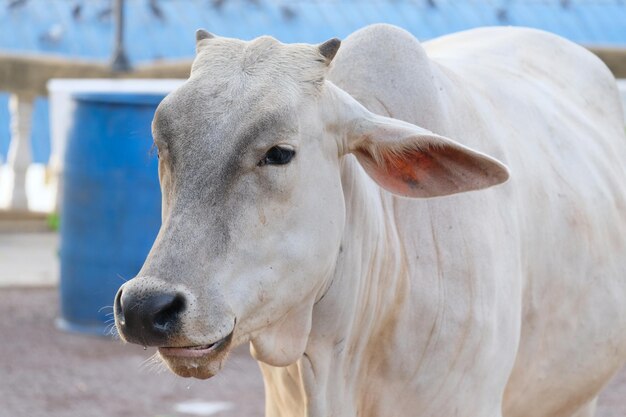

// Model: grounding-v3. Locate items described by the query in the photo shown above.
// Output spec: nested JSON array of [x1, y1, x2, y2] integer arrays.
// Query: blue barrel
[[58, 93, 164, 336]]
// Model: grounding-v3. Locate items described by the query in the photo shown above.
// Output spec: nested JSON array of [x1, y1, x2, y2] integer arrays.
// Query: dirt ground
[[0, 287, 624, 417]]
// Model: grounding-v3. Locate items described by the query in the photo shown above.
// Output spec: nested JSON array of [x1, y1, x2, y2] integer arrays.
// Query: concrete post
[[7, 92, 35, 210]]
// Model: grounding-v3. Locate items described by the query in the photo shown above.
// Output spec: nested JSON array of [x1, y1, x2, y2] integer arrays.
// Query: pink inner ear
[[385, 148, 437, 189], [355, 143, 504, 198], [379, 147, 452, 197], [355, 146, 442, 197]]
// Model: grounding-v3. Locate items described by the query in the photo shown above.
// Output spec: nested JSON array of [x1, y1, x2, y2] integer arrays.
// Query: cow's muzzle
[[114, 285, 186, 346]]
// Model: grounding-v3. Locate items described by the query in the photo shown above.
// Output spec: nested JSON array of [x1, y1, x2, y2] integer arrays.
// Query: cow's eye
[[259, 146, 295, 166]]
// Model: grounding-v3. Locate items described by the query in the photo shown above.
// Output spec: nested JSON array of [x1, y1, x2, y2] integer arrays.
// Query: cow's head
[[114, 30, 508, 379]]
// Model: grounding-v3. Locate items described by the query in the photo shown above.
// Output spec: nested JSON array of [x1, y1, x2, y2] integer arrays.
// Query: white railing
[[3, 92, 35, 211]]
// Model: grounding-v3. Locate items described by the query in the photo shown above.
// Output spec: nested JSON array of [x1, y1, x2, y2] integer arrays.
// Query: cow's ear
[[347, 113, 509, 198], [195, 28, 215, 53], [318, 38, 341, 65]]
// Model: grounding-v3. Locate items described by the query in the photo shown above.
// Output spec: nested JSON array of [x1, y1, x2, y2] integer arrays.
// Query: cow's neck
[[259, 156, 410, 417], [259, 61, 452, 417]]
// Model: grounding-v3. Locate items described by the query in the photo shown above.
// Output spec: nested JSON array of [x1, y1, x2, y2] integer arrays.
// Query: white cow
[[114, 24, 626, 417]]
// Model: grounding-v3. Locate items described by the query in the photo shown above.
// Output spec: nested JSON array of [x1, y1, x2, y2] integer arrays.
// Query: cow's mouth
[[158, 331, 232, 357], [157, 329, 234, 379]]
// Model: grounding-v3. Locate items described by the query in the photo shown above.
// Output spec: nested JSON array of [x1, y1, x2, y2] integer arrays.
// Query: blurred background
[[0, 1, 625, 416]]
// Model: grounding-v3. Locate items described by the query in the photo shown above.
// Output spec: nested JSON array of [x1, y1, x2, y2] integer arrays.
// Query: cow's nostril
[[153, 293, 186, 331], [118, 290, 187, 346]]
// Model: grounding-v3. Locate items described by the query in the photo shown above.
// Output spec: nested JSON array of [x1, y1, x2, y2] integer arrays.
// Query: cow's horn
[[196, 29, 214, 43], [318, 38, 341, 64]]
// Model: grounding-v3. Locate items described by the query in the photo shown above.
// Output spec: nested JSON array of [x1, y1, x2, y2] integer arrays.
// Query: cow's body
[[261, 26, 626, 417], [115, 25, 626, 417]]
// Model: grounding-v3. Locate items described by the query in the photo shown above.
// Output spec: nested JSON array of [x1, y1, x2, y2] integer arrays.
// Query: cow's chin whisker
[[139, 352, 169, 375]]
